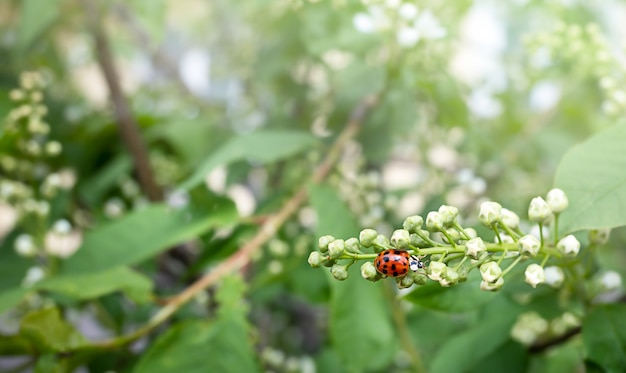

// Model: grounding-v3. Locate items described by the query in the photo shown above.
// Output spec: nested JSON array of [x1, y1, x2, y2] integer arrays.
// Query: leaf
[[19, 308, 86, 353], [555, 122, 626, 233], [309, 184, 396, 372], [78, 155, 132, 207], [36, 266, 153, 303], [0, 288, 29, 314], [134, 276, 260, 373], [62, 200, 236, 274], [582, 304, 626, 372], [17, 0, 61, 51], [404, 273, 496, 312], [179, 130, 318, 190]]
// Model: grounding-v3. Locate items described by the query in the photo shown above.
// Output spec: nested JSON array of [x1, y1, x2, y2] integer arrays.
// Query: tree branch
[[528, 326, 582, 354]]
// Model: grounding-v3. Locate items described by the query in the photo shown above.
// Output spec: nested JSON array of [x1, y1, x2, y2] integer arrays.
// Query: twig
[[83, 0, 163, 201], [528, 326, 582, 354]]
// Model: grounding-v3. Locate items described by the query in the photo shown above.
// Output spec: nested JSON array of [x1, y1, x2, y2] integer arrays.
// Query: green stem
[[492, 224, 503, 244], [440, 230, 457, 248], [553, 214, 560, 246], [501, 254, 524, 277], [539, 223, 545, 248], [454, 256, 468, 271], [415, 230, 445, 247], [452, 222, 472, 240], [540, 254, 551, 267], [498, 222, 520, 241]]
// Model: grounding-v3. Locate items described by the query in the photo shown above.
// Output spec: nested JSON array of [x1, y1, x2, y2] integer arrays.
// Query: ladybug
[[374, 250, 424, 277]]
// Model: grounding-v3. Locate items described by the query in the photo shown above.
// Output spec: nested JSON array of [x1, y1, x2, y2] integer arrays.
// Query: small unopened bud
[[402, 215, 424, 233], [440, 267, 459, 287], [412, 271, 428, 285], [428, 261, 447, 281], [328, 239, 345, 259], [331, 264, 349, 281], [528, 197, 552, 224], [359, 229, 377, 247], [410, 232, 428, 247], [345, 237, 361, 253], [524, 264, 545, 288], [14, 234, 37, 257], [519, 235, 541, 256], [465, 237, 486, 259], [318, 235, 335, 253], [425, 211, 444, 232], [361, 261, 379, 281], [373, 234, 390, 248], [480, 277, 504, 291], [396, 274, 415, 289], [557, 235, 580, 257], [500, 208, 520, 229], [480, 262, 502, 283], [544, 266, 565, 288], [438, 205, 459, 226], [510, 311, 548, 345], [479, 201, 502, 226], [462, 228, 478, 239], [598, 271, 622, 291], [442, 228, 461, 244], [390, 229, 411, 250], [308, 251, 324, 268], [546, 188, 568, 213], [589, 229, 610, 245]]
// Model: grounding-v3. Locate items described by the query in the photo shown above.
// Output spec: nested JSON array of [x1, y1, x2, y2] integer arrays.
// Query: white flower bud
[[499, 234, 515, 244], [44, 229, 83, 258], [390, 229, 411, 249], [396, 273, 415, 289], [528, 197, 552, 224], [318, 235, 335, 253], [22, 266, 45, 287], [425, 211, 445, 232], [327, 239, 345, 259], [598, 271, 622, 291], [479, 201, 502, 226], [480, 262, 502, 283], [308, 251, 324, 268], [557, 235, 580, 257], [14, 234, 37, 257], [361, 261, 379, 281], [465, 237, 486, 259], [510, 311, 548, 345], [0, 202, 19, 239], [480, 277, 504, 291], [544, 266, 565, 288], [525, 264, 545, 288], [546, 188, 568, 213], [519, 235, 541, 256], [439, 267, 460, 287], [359, 229, 377, 247], [331, 264, 349, 281], [402, 215, 424, 233], [344, 237, 361, 253], [500, 208, 520, 228], [588, 229, 610, 245], [428, 261, 447, 281], [373, 234, 390, 247], [438, 205, 459, 226]]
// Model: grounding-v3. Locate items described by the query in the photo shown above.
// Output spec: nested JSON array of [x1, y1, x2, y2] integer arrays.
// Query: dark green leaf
[[555, 122, 626, 233], [404, 273, 496, 312], [582, 304, 626, 372], [78, 155, 132, 207], [19, 308, 86, 353], [36, 266, 153, 303], [62, 201, 236, 274], [17, 0, 60, 50], [179, 130, 318, 190]]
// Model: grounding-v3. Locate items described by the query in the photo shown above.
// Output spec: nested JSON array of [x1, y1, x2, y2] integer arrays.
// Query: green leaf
[[404, 273, 496, 312], [134, 276, 260, 373], [308, 184, 359, 238], [555, 122, 626, 233], [36, 266, 153, 303], [582, 304, 626, 372], [78, 155, 132, 207], [62, 200, 237, 274], [179, 130, 318, 190], [0, 288, 29, 314], [20, 308, 86, 353], [17, 0, 61, 50]]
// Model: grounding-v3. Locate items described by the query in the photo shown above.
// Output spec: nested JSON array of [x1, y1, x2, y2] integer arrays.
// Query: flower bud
[[359, 229, 377, 247], [479, 201, 502, 226], [14, 234, 37, 257], [396, 274, 415, 289], [308, 251, 324, 268], [480, 277, 504, 291], [410, 232, 428, 247], [441, 228, 461, 244], [524, 264, 545, 288], [360, 261, 379, 281], [598, 271, 622, 292], [425, 211, 444, 232], [518, 234, 541, 256], [402, 215, 424, 233], [373, 234, 390, 249], [510, 311, 548, 345], [331, 264, 349, 281], [462, 228, 478, 240], [345, 237, 361, 253], [318, 235, 335, 253], [544, 266, 565, 288], [500, 208, 520, 229], [546, 188, 568, 213], [439, 267, 460, 287], [390, 229, 411, 250], [412, 271, 428, 285], [557, 235, 580, 257], [588, 229, 610, 245], [528, 197, 552, 224], [438, 205, 459, 226], [465, 237, 486, 259], [480, 262, 502, 283], [327, 239, 345, 259], [499, 234, 515, 244], [428, 261, 447, 281]]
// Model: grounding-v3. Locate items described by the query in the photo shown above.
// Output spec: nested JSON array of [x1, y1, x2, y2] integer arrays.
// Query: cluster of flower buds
[[309, 188, 611, 292]]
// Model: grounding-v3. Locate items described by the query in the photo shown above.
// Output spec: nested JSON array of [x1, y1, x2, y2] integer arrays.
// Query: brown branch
[[83, 0, 163, 201], [528, 326, 582, 354]]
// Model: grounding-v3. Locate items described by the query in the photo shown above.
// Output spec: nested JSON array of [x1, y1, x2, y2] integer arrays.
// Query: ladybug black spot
[[393, 250, 401, 255], [383, 256, 390, 262], [383, 250, 391, 255], [391, 264, 397, 271], [393, 271, 399, 276], [382, 268, 388, 274]]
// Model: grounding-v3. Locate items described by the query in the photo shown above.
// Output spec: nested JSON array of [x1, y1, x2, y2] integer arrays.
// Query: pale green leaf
[[19, 308, 86, 353], [0, 288, 29, 314], [18, 0, 61, 50]]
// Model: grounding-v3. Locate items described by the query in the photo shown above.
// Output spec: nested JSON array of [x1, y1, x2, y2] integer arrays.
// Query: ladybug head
[[409, 255, 424, 271]]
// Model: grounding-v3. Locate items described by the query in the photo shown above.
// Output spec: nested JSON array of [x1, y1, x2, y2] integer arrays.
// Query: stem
[[553, 214, 560, 246], [540, 254, 551, 267], [452, 222, 471, 240], [415, 230, 444, 247], [492, 224, 503, 244], [440, 230, 457, 248], [498, 222, 520, 241], [539, 223, 545, 248], [454, 255, 468, 271], [501, 254, 524, 277]]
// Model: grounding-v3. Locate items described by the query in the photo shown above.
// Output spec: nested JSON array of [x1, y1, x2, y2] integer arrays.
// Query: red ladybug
[[374, 250, 423, 277]]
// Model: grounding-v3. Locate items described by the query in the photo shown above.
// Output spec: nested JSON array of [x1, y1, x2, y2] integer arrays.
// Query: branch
[[83, 0, 163, 201], [528, 326, 582, 354]]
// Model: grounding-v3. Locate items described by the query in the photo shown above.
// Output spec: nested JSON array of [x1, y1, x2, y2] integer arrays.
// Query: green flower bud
[[544, 266, 564, 288], [410, 232, 428, 247], [463, 228, 478, 239], [546, 188, 568, 213], [345, 237, 361, 253], [480, 277, 504, 291], [331, 264, 349, 281], [519, 234, 541, 256], [441, 228, 461, 244], [308, 251, 324, 268], [438, 205, 459, 226], [390, 229, 411, 249], [402, 215, 424, 233], [318, 235, 335, 253], [439, 267, 459, 287], [396, 273, 415, 289], [457, 267, 469, 282], [465, 237, 486, 259], [557, 235, 580, 257], [480, 262, 502, 283], [412, 271, 428, 285], [524, 264, 545, 288], [479, 201, 502, 226], [361, 261, 379, 281], [528, 197, 552, 224], [373, 234, 390, 249], [328, 239, 345, 259], [359, 229, 378, 247], [589, 229, 610, 245], [500, 208, 520, 229], [428, 261, 447, 281], [510, 311, 548, 345], [425, 211, 445, 232]]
